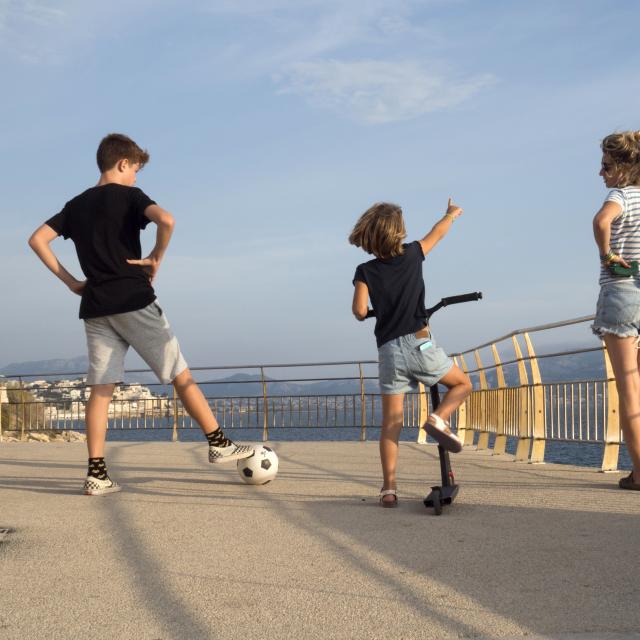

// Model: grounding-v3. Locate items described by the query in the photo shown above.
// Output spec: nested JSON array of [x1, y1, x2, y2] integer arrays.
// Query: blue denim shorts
[[378, 331, 453, 395], [592, 282, 640, 338]]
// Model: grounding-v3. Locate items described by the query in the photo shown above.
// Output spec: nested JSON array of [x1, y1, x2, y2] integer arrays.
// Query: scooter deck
[[424, 484, 459, 507]]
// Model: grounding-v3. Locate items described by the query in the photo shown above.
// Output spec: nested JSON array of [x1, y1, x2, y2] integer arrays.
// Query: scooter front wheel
[[431, 488, 443, 515]]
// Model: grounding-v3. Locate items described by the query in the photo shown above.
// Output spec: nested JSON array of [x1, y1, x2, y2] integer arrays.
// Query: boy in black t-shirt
[[28, 133, 253, 495], [349, 200, 473, 507]]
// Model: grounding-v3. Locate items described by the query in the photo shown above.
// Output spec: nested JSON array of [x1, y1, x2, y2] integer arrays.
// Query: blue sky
[[2, 0, 639, 370]]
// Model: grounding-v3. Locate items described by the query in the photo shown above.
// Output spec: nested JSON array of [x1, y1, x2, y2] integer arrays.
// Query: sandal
[[424, 413, 463, 453], [379, 489, 398, 508], [619, 472, 640, 491]]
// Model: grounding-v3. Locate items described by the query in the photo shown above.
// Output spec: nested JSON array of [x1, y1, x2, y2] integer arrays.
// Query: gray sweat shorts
[[84, 301, 188, 385]]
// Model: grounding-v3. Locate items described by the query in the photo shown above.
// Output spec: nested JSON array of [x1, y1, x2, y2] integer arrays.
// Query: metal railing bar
[[452, 315, 595, 356], [4, 360, 380, 379]]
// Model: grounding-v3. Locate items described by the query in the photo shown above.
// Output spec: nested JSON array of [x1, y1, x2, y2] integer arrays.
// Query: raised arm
[[28, 224, 86, 295], [352, 280, 369, 321], [126, 204, 175, 282], [593, 201, 629, 267], [419, 198, 463, 257]]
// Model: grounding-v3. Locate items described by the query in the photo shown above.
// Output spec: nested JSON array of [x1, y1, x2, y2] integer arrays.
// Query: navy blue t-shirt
[[353, 241, 427, 348], [46, 183, 156, 319]]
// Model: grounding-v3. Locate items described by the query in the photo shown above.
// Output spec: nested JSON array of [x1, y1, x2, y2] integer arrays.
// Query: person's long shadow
[[0, 476, 80, 495], [94, 442, 217, 639], [263, 449, 640, 637]]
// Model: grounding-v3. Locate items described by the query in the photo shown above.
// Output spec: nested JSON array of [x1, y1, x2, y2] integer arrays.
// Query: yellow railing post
[[512, 336, 531, 462], [601, 342, 620, 472], [523, 332, 545, 464], [0, 382, 4, 443], [452, 356, 469, 445], [19, 377, 26, 441], [171, 386, 178, 442], [458, 354, 474, 446], [359, 363, 366, 442], [260, 367, 269, 442], [417, 382, 428, 444], [491, 344, 507, 455], [474, 350, 490, 450]]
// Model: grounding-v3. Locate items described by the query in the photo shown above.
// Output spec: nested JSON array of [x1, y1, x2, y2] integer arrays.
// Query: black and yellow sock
[[88, 457, 109, 480], [205, 429, 232, 448]]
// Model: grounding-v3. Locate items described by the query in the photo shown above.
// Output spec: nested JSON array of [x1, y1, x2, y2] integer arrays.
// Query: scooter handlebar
[[440, 292, 483, 306], [366, 291, 482, 320]]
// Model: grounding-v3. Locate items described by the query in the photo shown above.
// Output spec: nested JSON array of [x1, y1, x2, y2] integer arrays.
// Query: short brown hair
[[349, 202, 406, 259], [601, 131, 640, 187], [96, 133, 150, 173]]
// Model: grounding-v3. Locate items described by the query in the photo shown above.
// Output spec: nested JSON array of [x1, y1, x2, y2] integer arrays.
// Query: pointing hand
[[446, 197, 463, 220]]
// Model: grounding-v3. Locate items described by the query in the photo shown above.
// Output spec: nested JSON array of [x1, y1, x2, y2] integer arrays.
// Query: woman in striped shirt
[[592, 130, 640, 491]]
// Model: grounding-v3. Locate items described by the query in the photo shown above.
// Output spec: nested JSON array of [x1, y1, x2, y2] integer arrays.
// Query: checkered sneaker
[[209, 442, 255, 464], [83, 476, 122, 496]]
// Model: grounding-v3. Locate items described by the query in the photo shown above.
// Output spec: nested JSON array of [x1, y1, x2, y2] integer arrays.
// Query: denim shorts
[[84, 301, 188, 385], [378, 331, 453, 395], [592, 282, 640, 339]]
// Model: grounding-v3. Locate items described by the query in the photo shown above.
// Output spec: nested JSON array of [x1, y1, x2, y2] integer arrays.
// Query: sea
[[99, 423, 633, 471]]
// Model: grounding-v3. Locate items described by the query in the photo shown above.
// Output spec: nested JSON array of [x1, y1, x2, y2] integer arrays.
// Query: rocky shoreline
[[0, 430, 86, 443]]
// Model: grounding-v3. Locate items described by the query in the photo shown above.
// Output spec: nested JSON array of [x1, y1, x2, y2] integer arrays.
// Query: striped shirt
[[599, 186, 640, 286]]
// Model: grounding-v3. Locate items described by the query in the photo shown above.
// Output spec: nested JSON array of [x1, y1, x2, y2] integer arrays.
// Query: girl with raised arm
[[349, 200, 472, 507]]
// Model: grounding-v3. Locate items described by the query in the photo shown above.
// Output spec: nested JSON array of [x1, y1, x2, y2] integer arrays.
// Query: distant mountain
[[467, 348, 606, 387], [537, 349, 606, 383], [198, 373, 380, 397], [0, 362, 378, 395], [0, 356, 158, 384], [199, 373, 301, 398], [0, 356, 90, 378]]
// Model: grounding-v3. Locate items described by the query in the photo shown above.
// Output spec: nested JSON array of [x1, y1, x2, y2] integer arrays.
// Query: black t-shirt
[[353, 241, 427, 348], [46, 183, 157, 319]]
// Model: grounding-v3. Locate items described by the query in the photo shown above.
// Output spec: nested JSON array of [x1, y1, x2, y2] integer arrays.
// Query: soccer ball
[[237, 446, 279, 485]]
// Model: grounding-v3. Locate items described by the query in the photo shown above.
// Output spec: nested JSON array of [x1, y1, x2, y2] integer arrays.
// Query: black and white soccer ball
[[237, 445, 279, 485]]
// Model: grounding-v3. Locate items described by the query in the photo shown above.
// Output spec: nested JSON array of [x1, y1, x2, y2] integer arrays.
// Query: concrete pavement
[[0, 441, 639, 640]]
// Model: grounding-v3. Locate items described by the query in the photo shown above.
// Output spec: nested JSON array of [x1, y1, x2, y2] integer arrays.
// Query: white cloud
[[201, 0, 494, 123], [0, 0, 495, 122], [15, 1, 65, 26], [0, 0, 68, 62], [0, 0, 158, 64], [279, 59, 495, 124]]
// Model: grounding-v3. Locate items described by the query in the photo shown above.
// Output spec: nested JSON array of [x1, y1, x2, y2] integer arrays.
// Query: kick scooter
[[367, 292, 483, 515]]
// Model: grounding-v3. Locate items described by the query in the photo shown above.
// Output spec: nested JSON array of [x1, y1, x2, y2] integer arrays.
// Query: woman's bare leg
[[604, 335, 640, 482]]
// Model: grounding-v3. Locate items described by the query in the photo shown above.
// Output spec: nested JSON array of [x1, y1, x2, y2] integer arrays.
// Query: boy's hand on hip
[[446, 197, 463, 220], [68, 279, 86, 296], [127, 255, 161, 283]]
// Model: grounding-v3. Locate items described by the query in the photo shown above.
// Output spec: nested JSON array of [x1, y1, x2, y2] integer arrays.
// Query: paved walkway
[[0, 441, 639, 640]]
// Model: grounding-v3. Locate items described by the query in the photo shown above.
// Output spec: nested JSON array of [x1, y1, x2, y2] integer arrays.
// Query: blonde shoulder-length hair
[[348, 202, 406, 259], [601, 131, 640, 187]]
